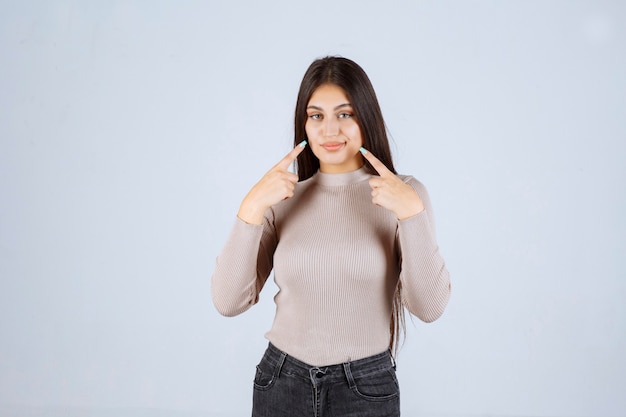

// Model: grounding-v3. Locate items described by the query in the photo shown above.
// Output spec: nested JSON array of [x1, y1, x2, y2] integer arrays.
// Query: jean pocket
[[350, 368, 399, 402], [253, 359, 279, 391]]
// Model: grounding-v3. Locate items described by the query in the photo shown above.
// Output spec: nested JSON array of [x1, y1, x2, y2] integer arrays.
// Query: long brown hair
[[293, 56, 405, 355]]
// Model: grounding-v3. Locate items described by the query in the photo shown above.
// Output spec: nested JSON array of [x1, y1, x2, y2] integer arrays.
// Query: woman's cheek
[[309, 143, 322, 160], [305, 126, 320, 157]]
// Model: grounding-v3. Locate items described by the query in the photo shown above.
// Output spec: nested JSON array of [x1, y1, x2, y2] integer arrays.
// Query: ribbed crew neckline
[[314, 166, 371, 187]]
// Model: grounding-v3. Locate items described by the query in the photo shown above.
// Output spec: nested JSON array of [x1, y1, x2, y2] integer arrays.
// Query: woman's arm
[[211, 143, 306, 316], [211, 212, 277, 317], [397, 178, 451, 322]]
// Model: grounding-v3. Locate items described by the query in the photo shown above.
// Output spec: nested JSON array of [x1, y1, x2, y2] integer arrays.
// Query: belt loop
[[389, 350, 397, 370], [274, 351, 287, 380], [342, 362, 356, 389]]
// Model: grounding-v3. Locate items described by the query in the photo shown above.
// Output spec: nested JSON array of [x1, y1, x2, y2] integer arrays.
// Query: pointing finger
[[359, 147, 393, 177], [275, 140, 307, 171]]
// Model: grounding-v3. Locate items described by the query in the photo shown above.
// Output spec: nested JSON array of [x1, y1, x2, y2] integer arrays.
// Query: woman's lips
[[321, 142, 345, 151]]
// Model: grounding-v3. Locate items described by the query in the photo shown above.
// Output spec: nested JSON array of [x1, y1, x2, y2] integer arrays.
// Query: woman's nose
[[323, 117, 339, 136]]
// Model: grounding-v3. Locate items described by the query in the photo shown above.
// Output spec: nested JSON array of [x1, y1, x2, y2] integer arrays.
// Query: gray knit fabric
[[212, 166, 450, 366]]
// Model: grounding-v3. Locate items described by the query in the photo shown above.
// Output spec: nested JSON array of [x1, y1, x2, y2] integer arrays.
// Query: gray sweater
[[212, 166, 451, 366]]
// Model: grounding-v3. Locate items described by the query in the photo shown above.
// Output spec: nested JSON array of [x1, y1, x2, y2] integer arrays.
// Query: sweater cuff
[[231, 215, 264, 242], [398, 208, 430, 229], [397, 209, 437, 249]]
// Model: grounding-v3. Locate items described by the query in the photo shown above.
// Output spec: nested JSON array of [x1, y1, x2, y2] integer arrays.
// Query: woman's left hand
[[361, 148, 425, 220]]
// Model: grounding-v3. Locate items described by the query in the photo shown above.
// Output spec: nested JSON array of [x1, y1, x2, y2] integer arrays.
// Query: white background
[[1, 1, 625, 416]]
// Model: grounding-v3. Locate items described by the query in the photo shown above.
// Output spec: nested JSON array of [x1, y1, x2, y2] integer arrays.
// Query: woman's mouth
[[321, 142, 345, 152]]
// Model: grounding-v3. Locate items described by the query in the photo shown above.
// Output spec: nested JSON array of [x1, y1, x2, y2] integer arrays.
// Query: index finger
[[275, 140, 307, 171], [360, 147, 393, 177]]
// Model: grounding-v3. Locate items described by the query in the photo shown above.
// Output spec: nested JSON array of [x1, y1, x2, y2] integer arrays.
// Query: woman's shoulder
[[398, 173, 423, 186], [397, 174, 430, 198]]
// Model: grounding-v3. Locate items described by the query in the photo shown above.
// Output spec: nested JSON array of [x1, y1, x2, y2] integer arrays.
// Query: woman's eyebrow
[[306, 103, 352, 111]]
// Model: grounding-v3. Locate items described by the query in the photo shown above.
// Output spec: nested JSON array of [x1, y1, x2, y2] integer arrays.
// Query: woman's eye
[[338, 112, 353, 119], [309, 114, 322, 120]]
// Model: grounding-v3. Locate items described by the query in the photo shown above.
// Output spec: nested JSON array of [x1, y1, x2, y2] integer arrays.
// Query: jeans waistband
[[261, 343, 395, 385]]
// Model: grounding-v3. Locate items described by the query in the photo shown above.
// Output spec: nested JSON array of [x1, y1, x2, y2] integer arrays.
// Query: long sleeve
[[211, 167, 450, 365], [397, 177, 451, 322], [211, 211, 277, 317]]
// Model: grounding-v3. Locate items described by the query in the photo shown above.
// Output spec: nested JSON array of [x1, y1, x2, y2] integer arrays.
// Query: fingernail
[[298, 140, 308, 147], [359, 147, 368, 154]]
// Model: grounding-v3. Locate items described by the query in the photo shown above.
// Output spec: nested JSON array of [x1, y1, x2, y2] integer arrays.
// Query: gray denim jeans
[[252, 343, 400, 417]]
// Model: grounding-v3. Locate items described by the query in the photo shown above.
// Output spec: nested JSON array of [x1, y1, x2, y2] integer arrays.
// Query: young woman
[[212, 56, 451, 417]]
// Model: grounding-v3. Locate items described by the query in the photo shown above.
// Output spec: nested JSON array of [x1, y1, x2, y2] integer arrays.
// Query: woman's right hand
[[237, 141, 307, 225]]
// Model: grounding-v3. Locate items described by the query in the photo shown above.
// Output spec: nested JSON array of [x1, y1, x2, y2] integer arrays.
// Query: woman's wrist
[[396, 199, 425, 220], [237, 199, 266, 225]]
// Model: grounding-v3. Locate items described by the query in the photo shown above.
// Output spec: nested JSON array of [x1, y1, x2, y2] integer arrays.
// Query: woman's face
[[305, 83, 364, 173]]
